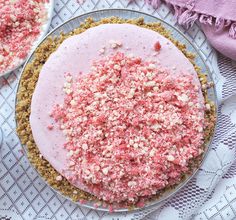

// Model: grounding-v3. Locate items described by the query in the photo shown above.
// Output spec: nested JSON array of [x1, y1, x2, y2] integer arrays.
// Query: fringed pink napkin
[[145, 0, 236, 60]]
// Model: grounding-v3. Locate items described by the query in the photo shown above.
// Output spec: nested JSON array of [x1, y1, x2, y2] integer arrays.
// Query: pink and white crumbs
[[50, 51, 206, 204], [0, 0, 48, 74]]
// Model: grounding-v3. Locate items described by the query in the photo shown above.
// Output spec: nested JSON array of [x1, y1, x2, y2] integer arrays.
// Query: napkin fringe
[[174, 6, 198, 29], [229, 22, 236, 39], [143, 0, 236, 39], [171, 3, 236, 39]]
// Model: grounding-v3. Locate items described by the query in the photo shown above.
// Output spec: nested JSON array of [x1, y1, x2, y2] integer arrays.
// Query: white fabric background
[[0, 0, 236, 219]]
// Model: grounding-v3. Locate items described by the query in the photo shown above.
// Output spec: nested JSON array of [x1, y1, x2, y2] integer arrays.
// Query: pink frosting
[[30, 24, 204, 195]]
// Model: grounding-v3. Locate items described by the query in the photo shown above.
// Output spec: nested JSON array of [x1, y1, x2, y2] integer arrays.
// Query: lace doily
[[0, 1, 236, 219]]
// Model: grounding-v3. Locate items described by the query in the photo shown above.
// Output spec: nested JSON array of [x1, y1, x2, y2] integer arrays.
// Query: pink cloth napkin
[[145, 0, 236, 60]]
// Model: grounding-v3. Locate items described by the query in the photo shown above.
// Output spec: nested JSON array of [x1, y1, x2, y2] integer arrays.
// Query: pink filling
[[50, 52, 205, 203]]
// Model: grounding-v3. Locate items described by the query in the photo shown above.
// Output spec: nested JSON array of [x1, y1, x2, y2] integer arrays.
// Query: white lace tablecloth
[[1, 0, 236, 219]]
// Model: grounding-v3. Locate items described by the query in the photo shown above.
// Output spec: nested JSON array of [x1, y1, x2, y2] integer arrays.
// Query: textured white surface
[[0, 1, 236, 220]]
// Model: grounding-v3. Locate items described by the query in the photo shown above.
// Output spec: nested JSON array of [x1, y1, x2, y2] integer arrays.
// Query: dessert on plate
[[16, 17, 216, 210], [0, 0, 52, 75]]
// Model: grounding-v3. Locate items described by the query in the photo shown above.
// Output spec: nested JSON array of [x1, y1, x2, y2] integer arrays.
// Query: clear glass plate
[[17, 9, 217, 212]]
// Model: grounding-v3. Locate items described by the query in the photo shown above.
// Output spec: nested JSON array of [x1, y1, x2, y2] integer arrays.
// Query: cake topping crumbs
[[50, 52, 205, 203], [167, 155, 175, 161], [99, 48, 105, 55], [73, 190, 78, 194], [56, 175, 63, 181], [47, 124, 54, 130], [206, 103, 211, 111], [0, 0, 48, 74], [109, 40, 123, 49], [154, 41, 161, 51]]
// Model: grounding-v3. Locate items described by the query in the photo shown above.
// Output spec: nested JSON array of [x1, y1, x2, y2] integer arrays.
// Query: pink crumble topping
[[47, 124, 54, 130], [154, 41, 161, 51], [51, 52, 206, 203], [0, 0, 48, 74]]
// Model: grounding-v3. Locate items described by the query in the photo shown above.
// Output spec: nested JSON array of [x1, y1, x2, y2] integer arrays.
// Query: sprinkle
[[144, 81, 156, 87], [149, 149, 156, 157], [148, 63, 156, 70], [70, 100, 76, 106], [102, 167, 109, 175], [127, 88, 136, 99], [73, 190, 78, 194], [153, 86, 159, 91], [82, 143, 88, 150], [99, 48, 105, 54], [206, 103, 211, 111], [178, 94, 189, 102], [0, 55, 3, 63], [109, 40, 122, 49], [114, 64, 121, 70], [56, 175, 63, 181], [151, 124, 161, 131], [167, 155, 175, 161], [47, 124, 54, 130], [154, 41, 161, 51]]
